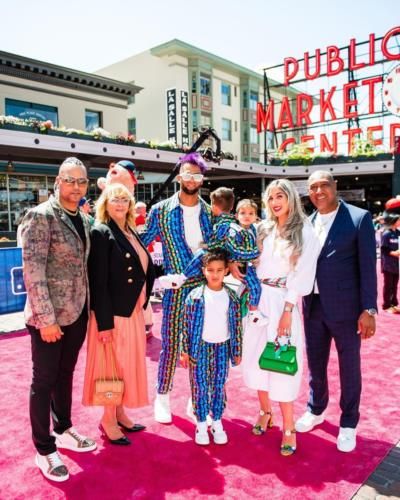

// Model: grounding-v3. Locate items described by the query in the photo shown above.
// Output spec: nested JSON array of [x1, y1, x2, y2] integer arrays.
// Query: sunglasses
[[180, 173, 204, 182], [60, 176, 89, 186]]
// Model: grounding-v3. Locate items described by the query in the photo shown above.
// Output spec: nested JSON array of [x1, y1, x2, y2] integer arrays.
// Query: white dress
[[242, 222, 320, 402]]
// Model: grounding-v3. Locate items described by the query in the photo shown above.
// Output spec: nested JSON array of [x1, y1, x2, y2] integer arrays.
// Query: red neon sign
[[258, 26, 400, 153]]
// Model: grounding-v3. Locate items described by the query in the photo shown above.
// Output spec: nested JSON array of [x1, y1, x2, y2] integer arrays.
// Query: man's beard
[[181, 185, 200, 195]]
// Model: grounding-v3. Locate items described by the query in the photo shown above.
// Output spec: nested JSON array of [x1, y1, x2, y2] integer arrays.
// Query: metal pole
[[393, 136, 400, 197]]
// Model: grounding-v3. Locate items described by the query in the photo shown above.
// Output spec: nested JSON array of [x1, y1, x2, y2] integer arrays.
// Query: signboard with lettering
[[181, 91, 189, 147], [166, 89, 177, 143], [258, 26, 400, 154]]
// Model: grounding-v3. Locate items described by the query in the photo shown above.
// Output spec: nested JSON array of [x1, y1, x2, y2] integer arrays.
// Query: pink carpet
[[0, 270, 398, 499]]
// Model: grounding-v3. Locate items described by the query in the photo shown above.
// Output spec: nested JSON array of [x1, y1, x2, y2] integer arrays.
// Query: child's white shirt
[[202, 286, 230, 343]]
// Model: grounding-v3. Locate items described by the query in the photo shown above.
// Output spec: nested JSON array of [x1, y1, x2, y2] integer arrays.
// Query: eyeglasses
[[180, 173, 204, 182], [309, 182, 333, 193], [60, 176, 89, 186], [108, 197, 130, 205]]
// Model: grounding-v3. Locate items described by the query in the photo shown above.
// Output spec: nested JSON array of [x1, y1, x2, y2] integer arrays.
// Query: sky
[[1, 0, 398, 74]]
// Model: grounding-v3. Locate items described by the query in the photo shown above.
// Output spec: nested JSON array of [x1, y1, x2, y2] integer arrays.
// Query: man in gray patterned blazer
[[21, 157, 96, 482]]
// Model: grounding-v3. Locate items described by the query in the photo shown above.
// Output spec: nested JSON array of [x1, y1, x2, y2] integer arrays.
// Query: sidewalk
[[1, 309, 399, 499]]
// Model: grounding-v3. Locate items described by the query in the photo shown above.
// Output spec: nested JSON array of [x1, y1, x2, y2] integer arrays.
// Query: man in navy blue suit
[[296, 171, 377, 452]]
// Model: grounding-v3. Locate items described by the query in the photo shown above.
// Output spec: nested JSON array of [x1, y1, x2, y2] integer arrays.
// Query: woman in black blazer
[[83, 183, 155, 445]]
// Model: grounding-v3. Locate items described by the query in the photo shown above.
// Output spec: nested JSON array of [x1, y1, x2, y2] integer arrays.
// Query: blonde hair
[[95, 183, 136, 228], [257, 179, 307, 267], [236, 199, 258, 214]]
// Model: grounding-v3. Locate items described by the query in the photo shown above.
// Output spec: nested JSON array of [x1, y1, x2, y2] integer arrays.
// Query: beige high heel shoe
[[252, 409, 273, 435]]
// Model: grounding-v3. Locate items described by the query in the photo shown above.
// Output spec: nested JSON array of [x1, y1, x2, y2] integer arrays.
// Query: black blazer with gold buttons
[[88, 219, 156, 332]]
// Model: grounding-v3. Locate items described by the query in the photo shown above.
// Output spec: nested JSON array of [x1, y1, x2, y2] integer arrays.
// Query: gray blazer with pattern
[[21, 196, 91, 329]]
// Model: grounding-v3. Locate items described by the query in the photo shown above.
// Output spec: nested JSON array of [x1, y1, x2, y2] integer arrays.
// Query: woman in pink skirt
[[83, 183, 155, 445]]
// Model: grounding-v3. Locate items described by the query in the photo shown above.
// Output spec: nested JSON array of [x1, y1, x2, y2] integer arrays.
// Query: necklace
[[62, 206, 79, 216]]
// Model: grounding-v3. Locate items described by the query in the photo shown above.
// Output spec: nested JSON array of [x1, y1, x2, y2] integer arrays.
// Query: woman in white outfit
[[242, 179, 320, 456]]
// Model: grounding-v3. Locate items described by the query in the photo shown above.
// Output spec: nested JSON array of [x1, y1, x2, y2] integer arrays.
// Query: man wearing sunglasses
[[141, 152, 213, 423], [21, 157, 96, 482]]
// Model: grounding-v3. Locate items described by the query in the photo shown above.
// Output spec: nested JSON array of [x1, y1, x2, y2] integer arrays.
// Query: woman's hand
[[98, 329, 113, 343], [277, 311, 292, 337]]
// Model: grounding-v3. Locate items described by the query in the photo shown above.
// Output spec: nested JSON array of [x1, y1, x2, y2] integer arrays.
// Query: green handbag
[[258, 340, 298, 376]]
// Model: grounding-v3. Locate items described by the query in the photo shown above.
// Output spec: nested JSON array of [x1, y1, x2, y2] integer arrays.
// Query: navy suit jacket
[[303, 201, 377, 322]]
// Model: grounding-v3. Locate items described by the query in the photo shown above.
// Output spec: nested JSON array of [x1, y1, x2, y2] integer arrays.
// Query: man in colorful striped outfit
[[180, 250, 242, 445], [141, 152, 212, 423]]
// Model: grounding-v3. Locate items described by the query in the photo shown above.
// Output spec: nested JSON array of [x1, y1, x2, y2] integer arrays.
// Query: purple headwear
[[179, 152, 208, 173]]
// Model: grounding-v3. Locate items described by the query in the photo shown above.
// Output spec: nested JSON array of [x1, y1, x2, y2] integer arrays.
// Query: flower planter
[[93, 136, 115, 144], [312, 157, 330, 165], [270, 158, 283, 166], [0, 123, 33, 132], [376, 153, 393, 161], [47, 129, 69, 137], [350, 155, 372, 162]]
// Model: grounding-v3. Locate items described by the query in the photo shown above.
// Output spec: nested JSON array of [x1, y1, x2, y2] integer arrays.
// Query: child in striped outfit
[[180, 249, 242, 445], [161, 188, 266, 325]]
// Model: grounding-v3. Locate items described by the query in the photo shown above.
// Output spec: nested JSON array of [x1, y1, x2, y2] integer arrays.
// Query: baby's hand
[[180, 353, 189, 369]]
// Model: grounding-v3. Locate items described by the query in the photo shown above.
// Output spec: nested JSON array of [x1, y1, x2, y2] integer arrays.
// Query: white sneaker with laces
[[295, 411, 325, 433], [337, 427, 357, 452], [248, 310, 269, 327], [35, 451, 69, 482], [195, 421, 210, 446], [158, 274, 187, 290], [52, 427, 97, 452], [186, 397, 212, 426], [211, 420, 228, 445], [154, 393, 172, 423]]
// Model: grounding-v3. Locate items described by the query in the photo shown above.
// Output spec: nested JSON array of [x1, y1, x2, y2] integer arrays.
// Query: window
[[192, 111, 198, 132], [85, 110, 102, 131], [249, 91, 258, 111], [128, 118, 136, 135], [222, 118, 232, 141], [192, 72, 197, 93], [243, 90, 248, 108], [200, 74, 211, 96], [5, 99, 58, 125], [243, 129, 249, 143], [221, 83, 231, 106], [200, 113, 211, 129], [250, 125, 258, 144], [127, 95, 135, 105]]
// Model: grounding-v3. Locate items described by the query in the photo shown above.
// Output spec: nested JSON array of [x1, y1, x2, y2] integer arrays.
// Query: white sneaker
[[52, 427, 97, 452], [337, 427, 357, 452], [211, 420, 228, 445], [154, 393, 172, 423], [35, 451, 69, 482], [295, 411, 324, 433], [195, 421, 210, 446], [186, 397, 212, 426], [158, 274, 187, 290], [248, 310, 269, 327]]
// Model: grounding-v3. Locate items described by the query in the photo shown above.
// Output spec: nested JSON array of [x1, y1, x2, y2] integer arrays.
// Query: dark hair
[[210, 187, 235, 212], [383, 211, 400, 226], [179, 152, 208, 173], [202, 249, 229, 267]]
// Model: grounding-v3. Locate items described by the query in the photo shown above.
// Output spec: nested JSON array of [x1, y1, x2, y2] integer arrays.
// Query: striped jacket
[[182, 284, 243, 365], [185, 214, 259, 278], [141, 192, 212, 274]]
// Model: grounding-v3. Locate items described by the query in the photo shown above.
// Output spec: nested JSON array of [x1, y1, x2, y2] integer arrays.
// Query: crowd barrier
[[0, 248, 26, 314]]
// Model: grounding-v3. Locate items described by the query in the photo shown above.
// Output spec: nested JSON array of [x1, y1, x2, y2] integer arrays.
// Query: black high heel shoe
[[99, 424, 131, 445], [117, 421, 146, 433], [252, 410, 273, 435]]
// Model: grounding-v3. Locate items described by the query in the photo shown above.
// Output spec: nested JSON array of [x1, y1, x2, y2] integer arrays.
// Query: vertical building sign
[[166, 89, 177, 143], [181, 90, 189, 147]]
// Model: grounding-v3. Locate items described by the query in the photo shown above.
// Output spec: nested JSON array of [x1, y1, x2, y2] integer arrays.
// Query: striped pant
[[189, 340, 230, 422], [157, 279, 202, 394], [243, 265, 261, 307]]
